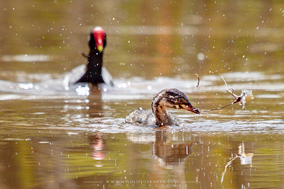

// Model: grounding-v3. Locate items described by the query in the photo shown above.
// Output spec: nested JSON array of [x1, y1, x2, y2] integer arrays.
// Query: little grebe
[[125, 88, 200, 127], [76, 26, 113, 86]]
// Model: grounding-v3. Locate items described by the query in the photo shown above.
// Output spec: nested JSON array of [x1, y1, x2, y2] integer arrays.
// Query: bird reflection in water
[[152, 131, 194, 169], [88, 132, 106, 165], [127, 131, 196, 188], [151, 131, 195, 189]]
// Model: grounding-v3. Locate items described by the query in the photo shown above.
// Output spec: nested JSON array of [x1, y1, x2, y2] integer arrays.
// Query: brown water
[[1, 0, 284, 188]]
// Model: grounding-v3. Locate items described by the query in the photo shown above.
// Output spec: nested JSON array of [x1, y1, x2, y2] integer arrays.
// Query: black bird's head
[[89, 26, 107, 53]]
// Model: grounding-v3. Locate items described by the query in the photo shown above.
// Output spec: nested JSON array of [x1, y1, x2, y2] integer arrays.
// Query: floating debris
[[203, 76, 254, 112], [196, 74, 200, 87], [221, 75, 254, 109], [233, 89, 254, 109]]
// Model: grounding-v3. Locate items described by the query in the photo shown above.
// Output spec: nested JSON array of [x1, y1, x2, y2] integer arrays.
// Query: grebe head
[[152, 88, 200, 114]]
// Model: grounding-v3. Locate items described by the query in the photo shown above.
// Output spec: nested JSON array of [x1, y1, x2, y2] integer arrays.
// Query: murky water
[[1, 0, 284, 188]]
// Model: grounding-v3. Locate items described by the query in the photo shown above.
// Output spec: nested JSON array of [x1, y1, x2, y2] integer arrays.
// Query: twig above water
[[196, 74, 200, 87], [202, 102, 235, 112], [202, 75, 254, 113], [221, 75, 238, 98]]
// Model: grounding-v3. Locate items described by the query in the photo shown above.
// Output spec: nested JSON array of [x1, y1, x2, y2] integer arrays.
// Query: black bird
[[125, 88, 200, 127], [76, 26, 114, 86]]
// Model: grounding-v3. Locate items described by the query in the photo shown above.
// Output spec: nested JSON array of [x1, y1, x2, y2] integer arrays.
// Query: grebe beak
[[181, 104, 200, 114]]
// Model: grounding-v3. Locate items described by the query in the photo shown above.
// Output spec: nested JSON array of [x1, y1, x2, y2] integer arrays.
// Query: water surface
[[1, 0, 284, 188]]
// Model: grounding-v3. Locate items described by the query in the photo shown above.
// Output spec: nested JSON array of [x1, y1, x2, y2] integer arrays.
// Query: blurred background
[[0, 0, 284, 189], [1, 0, 284, 81]]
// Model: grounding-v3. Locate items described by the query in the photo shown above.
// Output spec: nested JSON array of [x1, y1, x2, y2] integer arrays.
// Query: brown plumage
[[125, 88, 200, 127]]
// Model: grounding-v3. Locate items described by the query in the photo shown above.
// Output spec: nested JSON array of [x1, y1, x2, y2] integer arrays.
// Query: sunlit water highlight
[[1, 1, 284, 188]]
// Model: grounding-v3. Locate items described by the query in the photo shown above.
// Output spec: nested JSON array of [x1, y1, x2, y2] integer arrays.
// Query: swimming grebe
[[76, 26, 114, 86], [125, 88, 200, 127]]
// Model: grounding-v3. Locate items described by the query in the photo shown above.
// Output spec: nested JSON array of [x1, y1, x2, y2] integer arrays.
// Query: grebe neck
[[151, 92, 171, 126]]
